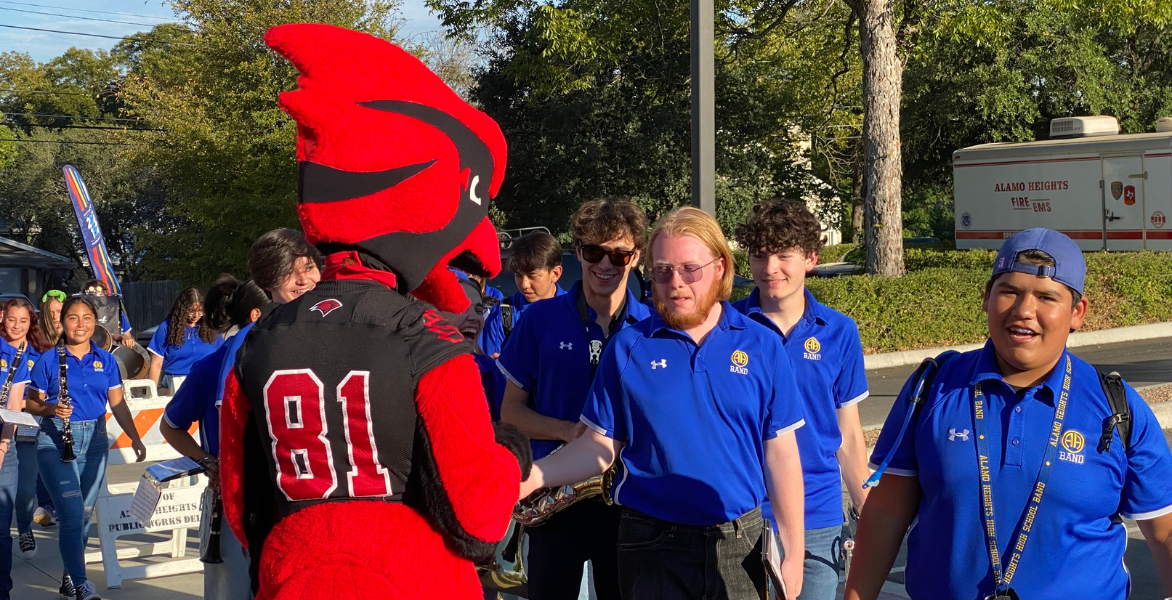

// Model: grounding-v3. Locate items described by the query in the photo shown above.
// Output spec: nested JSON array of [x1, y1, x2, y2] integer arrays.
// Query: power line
[[0, 89, 98, 96], [0, 23, 195, 46], [3, 112, 142, 122], [1, 122, 161, 132], [0, 6, 172, 27], [0, 138, 131, 146], [0, 0, 174, 21]]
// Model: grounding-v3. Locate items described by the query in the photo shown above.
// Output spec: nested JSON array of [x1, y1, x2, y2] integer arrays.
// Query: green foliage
[[440, 0, 850, 238], [818, 243, 857, 264], [797, 250, 1172, 353], [117, 0, 402, 284], [902, 0, 1172, 210]]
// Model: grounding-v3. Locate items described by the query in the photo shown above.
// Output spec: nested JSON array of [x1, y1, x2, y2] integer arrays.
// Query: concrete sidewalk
[[12, 523, 203, 599], [12, 461, 203, 599]]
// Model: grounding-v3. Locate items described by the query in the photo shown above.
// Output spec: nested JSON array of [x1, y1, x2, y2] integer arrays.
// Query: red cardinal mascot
[[218, 23, 530, 600]]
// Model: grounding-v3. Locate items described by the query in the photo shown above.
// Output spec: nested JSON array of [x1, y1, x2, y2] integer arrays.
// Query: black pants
[[617, 506, 766, 600], [526, 499, 621, 600]]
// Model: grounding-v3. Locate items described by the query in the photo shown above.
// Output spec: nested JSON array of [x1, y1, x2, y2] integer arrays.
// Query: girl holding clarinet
[[1, 297, 50, 560], [28, 296, 146, 600]]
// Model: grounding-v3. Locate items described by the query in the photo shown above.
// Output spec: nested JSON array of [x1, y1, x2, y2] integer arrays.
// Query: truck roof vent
[[1158, 117, 1172, 133], [1050, 116, 1120, 139]]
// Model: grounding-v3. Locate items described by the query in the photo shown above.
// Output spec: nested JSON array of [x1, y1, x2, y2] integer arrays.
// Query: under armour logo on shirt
[[560, 342, 573, 350], [948, 428, 970, 442], [650, 359, 667, 370]]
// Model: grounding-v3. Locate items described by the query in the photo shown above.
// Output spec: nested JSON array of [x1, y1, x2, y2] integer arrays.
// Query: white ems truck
[[953, 116, 1172, 251]]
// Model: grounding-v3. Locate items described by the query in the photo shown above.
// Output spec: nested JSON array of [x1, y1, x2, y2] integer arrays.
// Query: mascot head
[[266, 23, 505, 312]]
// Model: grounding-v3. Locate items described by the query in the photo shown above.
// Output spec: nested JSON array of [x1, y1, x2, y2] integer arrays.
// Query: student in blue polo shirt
[[846, 229, 1172, 600], [148, 286, 224, 393], [521, 207, 808, 599], [161, 275, 269, 600], [2, 296, 49, 561], [498, 198, 650, 600], [28, 296, 146, 600], [0, 322, 31, 600], [732, 200, 870, 600], [482, 232, 566, 358]]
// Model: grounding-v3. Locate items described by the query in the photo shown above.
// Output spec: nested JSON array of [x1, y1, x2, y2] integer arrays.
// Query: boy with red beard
[[519, 207, 808, 599]]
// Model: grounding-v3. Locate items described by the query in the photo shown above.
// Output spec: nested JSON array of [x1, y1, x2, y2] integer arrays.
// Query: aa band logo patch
[[730, 350, 749, 375], [803, 337, 822, 361], [1060, 429, 1085, 464]]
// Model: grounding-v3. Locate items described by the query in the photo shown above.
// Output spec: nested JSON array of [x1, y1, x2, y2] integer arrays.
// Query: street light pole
[[691, 0, 715, 215]]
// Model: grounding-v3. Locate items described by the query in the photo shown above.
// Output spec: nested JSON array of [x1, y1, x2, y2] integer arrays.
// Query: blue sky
[[0, 0, 443, 63]]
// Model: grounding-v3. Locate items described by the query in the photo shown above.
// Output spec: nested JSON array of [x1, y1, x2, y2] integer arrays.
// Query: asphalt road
[[859, 336, 1172, 429]]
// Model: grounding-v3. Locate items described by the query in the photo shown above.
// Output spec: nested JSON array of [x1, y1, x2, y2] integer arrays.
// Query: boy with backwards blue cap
[[846, 228, 1172, 600]]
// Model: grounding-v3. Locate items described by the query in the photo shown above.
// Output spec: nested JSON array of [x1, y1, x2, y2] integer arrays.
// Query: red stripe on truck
[[954, 156, 1100, 168], [957, 230, 1144, 240]]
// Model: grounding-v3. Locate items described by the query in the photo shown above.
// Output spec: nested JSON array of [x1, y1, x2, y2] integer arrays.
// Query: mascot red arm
[[219, 23, 530, 600]]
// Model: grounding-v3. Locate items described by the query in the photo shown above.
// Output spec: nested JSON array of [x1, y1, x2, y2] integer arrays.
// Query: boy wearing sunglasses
[[520, 207, 808, 598], [496, 197, 650, 600], [733, 200, 870, 600]]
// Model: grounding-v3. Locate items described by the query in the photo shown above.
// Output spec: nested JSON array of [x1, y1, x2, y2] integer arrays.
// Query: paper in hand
[[763, 525, 787, 599], [144, 457, 205, 486], [0, 409, 39, 427], [129, 475, 163, 526]]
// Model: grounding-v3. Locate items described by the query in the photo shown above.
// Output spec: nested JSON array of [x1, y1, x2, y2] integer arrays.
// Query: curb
[[864, 322, 1172, 371]]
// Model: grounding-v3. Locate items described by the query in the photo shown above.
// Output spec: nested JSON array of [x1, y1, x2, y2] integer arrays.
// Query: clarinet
[[200, 492, 224, 564], [0, 343, 25, 406], [56, 341, 76, 462]]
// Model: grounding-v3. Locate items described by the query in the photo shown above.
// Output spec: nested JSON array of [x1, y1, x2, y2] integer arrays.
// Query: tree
[[430, 0, 839, 239], [118, 0, 403, 284], [840, 0, 905, 275]]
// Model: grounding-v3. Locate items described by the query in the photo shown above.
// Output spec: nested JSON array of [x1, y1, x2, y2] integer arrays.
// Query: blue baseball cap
[[991, 228, 1085, 295]]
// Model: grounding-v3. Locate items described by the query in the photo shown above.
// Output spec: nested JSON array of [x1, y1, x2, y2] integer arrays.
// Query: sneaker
[[75, 580, 101, 600], [34, 506, 57, 528], [58, 575, 75, 600], [18, 531, 36, 559]]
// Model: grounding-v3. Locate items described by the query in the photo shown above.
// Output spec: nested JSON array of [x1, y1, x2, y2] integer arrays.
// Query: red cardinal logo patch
[[310, 299, 343, 317]]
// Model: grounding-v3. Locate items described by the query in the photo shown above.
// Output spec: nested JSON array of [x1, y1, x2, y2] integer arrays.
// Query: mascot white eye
[[469, 175, 482, 205]]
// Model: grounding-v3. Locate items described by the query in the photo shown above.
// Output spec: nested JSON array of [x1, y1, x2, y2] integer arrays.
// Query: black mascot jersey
[[234, 279, 467, 517]]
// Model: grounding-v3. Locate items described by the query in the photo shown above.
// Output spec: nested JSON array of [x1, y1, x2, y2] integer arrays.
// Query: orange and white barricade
[[86, 379, 208, 588]]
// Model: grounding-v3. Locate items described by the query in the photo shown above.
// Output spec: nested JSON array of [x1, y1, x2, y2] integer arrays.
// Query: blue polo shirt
[[29, 342, 122, 421], [214, 323, 254, 407], [496, 281, 650, 460], [11, 344, 41, 437], [475, 353, 506, 420], [481, 285, 566, 357], [733, 288, 869, 529], [147, 319, 224, 376], [870, 342, 1172, 600], [581, 303, 806, 527], [0, 338, 32, 389], [165, 345, 227, 456]]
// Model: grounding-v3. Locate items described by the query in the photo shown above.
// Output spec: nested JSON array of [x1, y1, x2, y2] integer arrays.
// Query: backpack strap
[[864, 350, 960, 488], [501, 304, 514, 340], [1096, 369, 1131, 453]]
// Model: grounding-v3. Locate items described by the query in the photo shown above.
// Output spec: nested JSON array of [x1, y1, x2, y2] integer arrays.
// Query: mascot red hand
[[219, 23, 531, 600]]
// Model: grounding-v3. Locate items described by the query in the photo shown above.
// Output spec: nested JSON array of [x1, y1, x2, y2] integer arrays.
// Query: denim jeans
[[0, 444, 20, 599], [617, 506, 765, 600], [200, 487, 254, 599], [37, 418, 108, 588], [14, 439, 38, 534], [797, 525, 843, 600]]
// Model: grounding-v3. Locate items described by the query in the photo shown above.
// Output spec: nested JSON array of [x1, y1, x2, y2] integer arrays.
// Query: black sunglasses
[[579, 243, 636, 267]]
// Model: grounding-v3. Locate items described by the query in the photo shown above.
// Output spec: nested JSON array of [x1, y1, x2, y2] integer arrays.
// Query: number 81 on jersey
[[262, 369, 393, 501]]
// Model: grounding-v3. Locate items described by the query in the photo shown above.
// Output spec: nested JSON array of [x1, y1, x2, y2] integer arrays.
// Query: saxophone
[[512, 444, 617, 526]]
